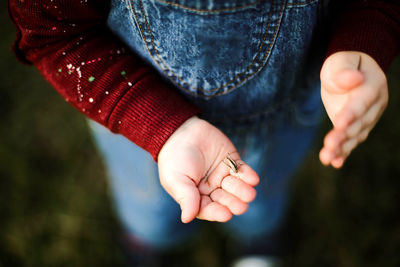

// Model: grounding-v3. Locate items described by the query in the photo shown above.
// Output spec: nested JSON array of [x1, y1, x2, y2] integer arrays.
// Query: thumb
[[321, 51, 364, 94], [162, 173, 200, 223]]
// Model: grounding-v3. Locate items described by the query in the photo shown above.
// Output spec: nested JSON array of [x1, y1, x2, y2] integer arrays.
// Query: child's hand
[[158, 116, 259, 223], [319, 51, 389, 168]]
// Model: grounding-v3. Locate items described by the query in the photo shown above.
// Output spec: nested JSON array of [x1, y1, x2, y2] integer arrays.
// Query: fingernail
[[320, 149, 333, 165], [332, 157, 345, 169]]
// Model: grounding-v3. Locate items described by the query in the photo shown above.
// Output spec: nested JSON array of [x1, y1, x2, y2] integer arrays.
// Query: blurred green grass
[[1, 5, 400, 267]]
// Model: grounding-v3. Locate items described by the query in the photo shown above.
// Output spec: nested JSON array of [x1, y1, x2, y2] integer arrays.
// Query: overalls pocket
[[108, 0, 326, 124], [122, 0, 286, 98]]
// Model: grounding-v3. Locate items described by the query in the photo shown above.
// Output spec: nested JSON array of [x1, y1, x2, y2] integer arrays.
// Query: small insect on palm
[[224, 153, 238, 174]]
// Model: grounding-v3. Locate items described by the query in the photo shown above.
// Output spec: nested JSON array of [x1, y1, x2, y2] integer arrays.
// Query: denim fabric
[[89, 121, 198, 248], [108, 0, 327, 124], [92, 0, 329, 249]]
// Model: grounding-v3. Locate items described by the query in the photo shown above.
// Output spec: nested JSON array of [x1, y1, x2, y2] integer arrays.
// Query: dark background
[[1, 4, 400, 267]]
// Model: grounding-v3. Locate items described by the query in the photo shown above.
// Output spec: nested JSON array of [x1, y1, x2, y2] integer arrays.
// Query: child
[[9, 0, 400, 265]]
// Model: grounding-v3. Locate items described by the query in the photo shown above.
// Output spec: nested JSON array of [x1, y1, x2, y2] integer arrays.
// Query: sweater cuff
[[108, 76, 201, 161], [327, 6, 400, 72]]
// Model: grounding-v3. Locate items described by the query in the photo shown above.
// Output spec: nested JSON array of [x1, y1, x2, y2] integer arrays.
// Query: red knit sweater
[[8, 0, 400, 161]]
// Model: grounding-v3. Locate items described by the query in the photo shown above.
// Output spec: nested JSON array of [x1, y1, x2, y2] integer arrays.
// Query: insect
[[224, 153, 238, 174]]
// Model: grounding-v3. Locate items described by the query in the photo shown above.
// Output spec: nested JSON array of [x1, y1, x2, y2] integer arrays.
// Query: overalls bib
[[90, 0, 329, 248]]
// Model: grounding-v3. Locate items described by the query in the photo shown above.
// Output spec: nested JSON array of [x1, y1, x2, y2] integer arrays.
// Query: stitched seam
[[155, 0, 261, 13], [130, 0, 174, 83], [132, 0, 283, 95], [139, 0, 171, 73], [213, 0, 285, 97], [140, 0, 270, 93], [286, 0, 317, 7], [130, 0, 206, 97]]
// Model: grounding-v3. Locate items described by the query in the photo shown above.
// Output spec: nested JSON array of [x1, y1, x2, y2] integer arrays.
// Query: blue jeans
[[90, 0, 329, 250], [89, 109, 321, 249]]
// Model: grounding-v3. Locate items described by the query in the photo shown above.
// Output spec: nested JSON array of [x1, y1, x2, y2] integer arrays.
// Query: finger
[[233, 160, 260, 186], [324, 129, 346, 150], [334, 86, 380, 130], [198, 155, 259, 195], [335, 70, 364, 91], [161, 173, 200, 223], [321, 52, 364, 95], [319, 147, 333, 166], [331, 156, 345, 169], [221, 176, 257, 203], [319, 126, 369, 165], [357, 128, 370, 145], [334, 127, 371, 164], [198, 154, 237, 195], [319, 128, 346, 165], [320, 144, 345, 168], [326, 86, 385, 160], [210, 188, 249, 215], [320, 146, 342, 166], [196, 195, 232, 222], [331, 95, 384, 164], [344, 127, 372, 155], [341, 138, 358, 158], [345, 118, 363, 140], [346, 95, 386, 139]]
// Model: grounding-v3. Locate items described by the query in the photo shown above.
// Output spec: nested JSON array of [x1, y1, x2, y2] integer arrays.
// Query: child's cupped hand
[[158, 116, 259, 223], [320, 51, 389, 168]]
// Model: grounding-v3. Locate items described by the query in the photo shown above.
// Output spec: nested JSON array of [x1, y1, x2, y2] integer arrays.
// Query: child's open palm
[[158, 117, 259, 223], [320, 51, 389, 168]]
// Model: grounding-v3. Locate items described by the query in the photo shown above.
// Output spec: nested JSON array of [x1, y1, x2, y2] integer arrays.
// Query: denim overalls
[[90, 0, 329, 249]]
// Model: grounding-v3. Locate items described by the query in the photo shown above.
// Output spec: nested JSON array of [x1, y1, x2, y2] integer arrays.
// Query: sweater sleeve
[[326, 0, 400, 72], [8, 0, 201, 161]]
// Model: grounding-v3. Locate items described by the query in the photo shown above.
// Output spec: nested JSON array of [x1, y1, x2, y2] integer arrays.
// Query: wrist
[[157, 116, 203, 162]]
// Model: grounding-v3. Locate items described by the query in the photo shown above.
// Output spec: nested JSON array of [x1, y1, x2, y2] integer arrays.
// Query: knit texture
[[326, 0, 400, 72], [8, 0, 201, 161]]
